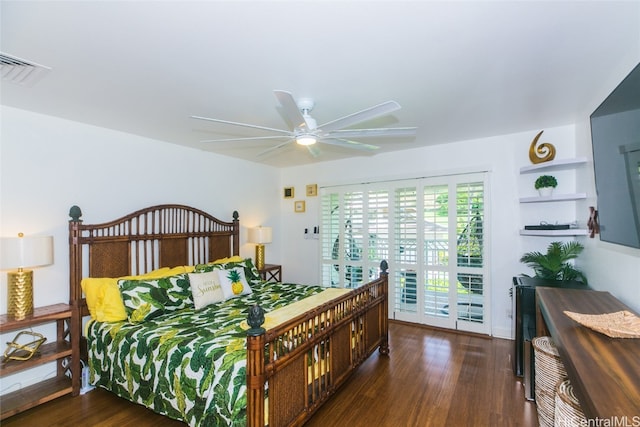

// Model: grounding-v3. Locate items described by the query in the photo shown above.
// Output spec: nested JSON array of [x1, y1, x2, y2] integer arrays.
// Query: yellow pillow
[[81, 266, 195, 322], [82, 277, 125, 321], [161, 265, 195, 275], [212, 255, 243, 264], [96, 280, 129, 322]]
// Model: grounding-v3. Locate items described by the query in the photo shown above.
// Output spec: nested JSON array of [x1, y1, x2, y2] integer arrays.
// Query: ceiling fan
[[191, 90, 417, 157]]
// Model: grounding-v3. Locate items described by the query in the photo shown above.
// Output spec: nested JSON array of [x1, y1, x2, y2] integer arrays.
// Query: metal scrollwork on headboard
[[528, 130, 556, 164]]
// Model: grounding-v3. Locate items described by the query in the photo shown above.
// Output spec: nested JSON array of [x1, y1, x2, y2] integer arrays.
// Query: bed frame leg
[[379, 260, 390, 356], [246, 305, 266, 427]]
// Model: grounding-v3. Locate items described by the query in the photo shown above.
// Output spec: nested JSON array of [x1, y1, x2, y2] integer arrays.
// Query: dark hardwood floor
[[2, 321, 538, 427]]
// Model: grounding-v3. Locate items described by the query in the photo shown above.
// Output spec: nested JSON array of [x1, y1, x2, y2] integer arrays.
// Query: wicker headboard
[[68, 204, 239, 315]]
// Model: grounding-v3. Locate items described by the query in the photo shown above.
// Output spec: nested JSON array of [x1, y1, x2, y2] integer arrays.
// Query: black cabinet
[[513, 278, 536, 376]]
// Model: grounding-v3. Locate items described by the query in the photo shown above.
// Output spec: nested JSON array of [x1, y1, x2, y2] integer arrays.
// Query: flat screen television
[[590, 62, 640, 249]]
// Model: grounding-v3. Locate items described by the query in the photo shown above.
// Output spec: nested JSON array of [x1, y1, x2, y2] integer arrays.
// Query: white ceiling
[[1, 1, 639, 168]]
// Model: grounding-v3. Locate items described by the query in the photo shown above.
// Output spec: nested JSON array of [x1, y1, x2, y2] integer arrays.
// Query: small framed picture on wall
[[306, 184, 318, 197], [294, 200, 306, 213], [283, 187, 294, 199]]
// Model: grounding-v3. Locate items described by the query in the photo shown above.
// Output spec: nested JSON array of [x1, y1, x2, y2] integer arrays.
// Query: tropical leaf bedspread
[[87, 281, 325, 427]]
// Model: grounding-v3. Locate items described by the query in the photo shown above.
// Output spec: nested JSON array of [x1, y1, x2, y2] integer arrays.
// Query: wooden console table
[[536, 287, 640, 420]]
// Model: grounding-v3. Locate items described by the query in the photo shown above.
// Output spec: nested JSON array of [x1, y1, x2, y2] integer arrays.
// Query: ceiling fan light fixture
[[296, 135, 317, 146], [194, 90, 416, 160]]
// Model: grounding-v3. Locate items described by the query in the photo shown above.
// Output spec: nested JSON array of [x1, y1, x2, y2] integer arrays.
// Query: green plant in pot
[[519, 241, 588, 285], [534, 175, 558, 196]]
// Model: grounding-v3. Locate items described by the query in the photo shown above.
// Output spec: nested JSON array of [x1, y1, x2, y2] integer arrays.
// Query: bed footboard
[[246, 261, 389, 427]]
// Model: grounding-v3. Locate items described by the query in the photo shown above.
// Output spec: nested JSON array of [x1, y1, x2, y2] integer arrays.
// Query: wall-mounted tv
[[590, 62, 640, 249]]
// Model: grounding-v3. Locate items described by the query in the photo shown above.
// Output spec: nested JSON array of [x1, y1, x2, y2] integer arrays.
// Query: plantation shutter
[[320, 188, 389, 288], [320, 172, 489, 334]]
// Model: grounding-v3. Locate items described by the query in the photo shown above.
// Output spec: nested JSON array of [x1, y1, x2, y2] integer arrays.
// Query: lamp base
[[7, 269, 34, 320], [255, 244, 266, 270]]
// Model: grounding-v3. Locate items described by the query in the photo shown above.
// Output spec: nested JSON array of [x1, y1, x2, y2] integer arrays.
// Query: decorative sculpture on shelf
[[528, 130, 556, 164], [3, 331, 47, 362]]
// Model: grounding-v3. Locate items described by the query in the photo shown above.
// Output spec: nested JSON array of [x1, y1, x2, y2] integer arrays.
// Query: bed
[[68, 204, 389, 427]]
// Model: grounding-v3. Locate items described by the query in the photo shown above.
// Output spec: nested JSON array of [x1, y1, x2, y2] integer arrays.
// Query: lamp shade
[[248, 227, 272, 244], [0, 234, 54, 270]]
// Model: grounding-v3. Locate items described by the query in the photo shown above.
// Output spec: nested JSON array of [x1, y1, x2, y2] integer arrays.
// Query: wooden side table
[[0, 303, 78, 420], [258, 264, 282, 282]]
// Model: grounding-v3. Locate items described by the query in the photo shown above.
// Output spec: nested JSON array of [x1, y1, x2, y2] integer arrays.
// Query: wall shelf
[[519, 193, 587, 203], [520, 157, 588, 174], [519, 156, 588, 238], [520, 229, 589, 236]]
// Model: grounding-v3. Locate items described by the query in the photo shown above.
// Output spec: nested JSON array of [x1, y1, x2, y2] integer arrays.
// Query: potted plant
[[534, 175, 557, 196], [519, 241, 588, 285]]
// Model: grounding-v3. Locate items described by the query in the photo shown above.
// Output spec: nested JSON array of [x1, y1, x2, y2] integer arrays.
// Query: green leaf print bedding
[[87, 281, 325, 427]]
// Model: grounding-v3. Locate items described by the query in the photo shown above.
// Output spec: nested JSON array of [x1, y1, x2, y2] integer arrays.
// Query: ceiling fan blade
[[306, 144, 321, 158], [201, 135, 291, 143], [273, 90, 307, 129], [191, 115, 291, 135], [318, 101, 401, 133], [325, 127, 417, 139], [256, 139, 295, 157], [320, 138, 380, 151]]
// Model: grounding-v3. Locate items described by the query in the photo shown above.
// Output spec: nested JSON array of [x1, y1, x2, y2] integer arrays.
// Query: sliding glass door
[[320, 173, 489, 334]]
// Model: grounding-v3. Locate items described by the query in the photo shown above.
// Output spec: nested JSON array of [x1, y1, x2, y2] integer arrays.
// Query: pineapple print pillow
[[217, 267, 252, 300]]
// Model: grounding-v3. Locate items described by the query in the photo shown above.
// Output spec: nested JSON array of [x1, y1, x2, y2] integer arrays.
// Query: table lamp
[[0, 233, 54, 319], [248, 226, 272, 270]]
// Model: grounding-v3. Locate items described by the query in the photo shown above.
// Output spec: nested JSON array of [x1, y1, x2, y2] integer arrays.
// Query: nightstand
[[258, 264, 282, 282], [0, 303, 78, 420]]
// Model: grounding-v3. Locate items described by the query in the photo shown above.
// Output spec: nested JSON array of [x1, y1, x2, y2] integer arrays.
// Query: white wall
[[279, 125, 580, 339], [0, 106, 281, 393]]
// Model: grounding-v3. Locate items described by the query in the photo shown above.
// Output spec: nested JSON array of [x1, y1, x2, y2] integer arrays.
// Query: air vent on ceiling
[[1, 52, 51, 87]]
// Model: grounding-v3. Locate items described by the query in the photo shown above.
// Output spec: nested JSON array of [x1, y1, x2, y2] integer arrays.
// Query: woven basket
[[564, 310, 640, 338], [555, 379, 586, 427], [532, 336, 567, 427]]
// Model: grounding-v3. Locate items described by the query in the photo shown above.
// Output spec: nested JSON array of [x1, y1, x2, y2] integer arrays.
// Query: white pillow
[[188, 271, 225, 309], [217, 267, 252, 300]]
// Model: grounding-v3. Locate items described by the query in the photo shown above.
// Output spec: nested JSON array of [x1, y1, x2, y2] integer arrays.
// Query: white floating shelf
[[520, 157, 588, 174], [519, 193, 587, 203], [520, 229, 589, 236]]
